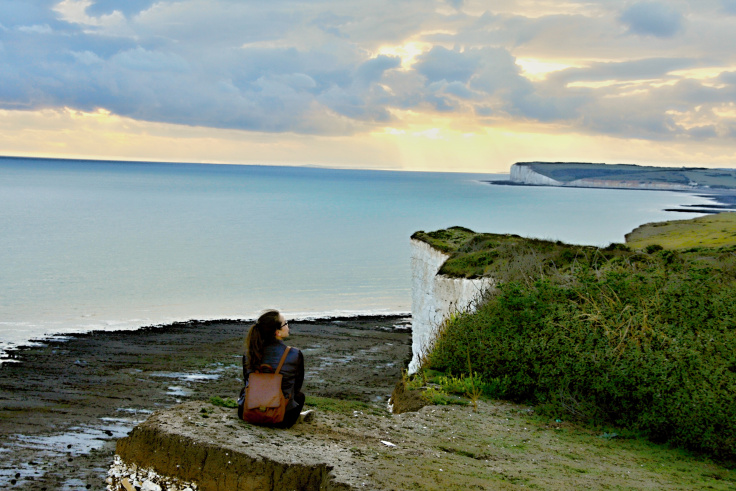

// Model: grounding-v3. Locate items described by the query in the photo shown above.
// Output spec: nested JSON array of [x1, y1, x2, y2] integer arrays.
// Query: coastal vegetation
[[413, 218, 736, 463]]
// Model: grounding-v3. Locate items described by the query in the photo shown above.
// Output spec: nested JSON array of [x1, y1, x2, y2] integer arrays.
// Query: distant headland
[[491, 162, 736, 213], [506, 161, 736, 190]]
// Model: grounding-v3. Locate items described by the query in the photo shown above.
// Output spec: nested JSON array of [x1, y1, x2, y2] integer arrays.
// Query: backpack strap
[[274, 346, 291, 375]]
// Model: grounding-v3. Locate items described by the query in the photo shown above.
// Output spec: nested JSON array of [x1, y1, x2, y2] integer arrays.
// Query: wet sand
[[0, 316, 411, 489]]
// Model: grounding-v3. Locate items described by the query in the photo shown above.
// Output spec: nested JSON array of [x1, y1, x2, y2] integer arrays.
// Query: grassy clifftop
[[413, 212, 736, 280], [626, 212, 736, 250], [412, 227, 630, 280], [415, 216, 736, 463]]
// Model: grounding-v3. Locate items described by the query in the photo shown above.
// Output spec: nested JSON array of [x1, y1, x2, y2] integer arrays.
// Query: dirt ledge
[[113, 396, 736, 491]]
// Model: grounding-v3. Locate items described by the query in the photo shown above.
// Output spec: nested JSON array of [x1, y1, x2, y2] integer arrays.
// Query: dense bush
[[428, 251, 736, 461]]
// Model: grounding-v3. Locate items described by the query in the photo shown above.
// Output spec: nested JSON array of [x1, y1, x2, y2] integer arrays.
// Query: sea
[[0, 157, 712, 359]]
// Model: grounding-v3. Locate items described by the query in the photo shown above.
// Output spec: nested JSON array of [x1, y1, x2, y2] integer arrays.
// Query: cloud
[[70, 50, 104, 65], [415, 47, 479, 83], [411, 46, 543, 117], [1, 0, 736, 150], [564, 76, 736, 141], [443, 81, 474, 99], [17, 24, 53, 34], [354, 55, 401, 87], [721, 0, 736, 15], [86, 0, 158, 18], [548, 58, 698, 85], [719, 70, 736, 85], [687, 125, 718, 140], [619, 2, 685, 38], [111, 47, 189, 72]]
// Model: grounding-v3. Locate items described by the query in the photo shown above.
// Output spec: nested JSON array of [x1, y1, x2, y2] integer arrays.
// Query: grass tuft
[[305, 396, 384, 416], [209, 396, 238, 408]]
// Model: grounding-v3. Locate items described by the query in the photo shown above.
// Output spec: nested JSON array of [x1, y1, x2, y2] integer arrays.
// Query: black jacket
[[243, 340, 304, 410]]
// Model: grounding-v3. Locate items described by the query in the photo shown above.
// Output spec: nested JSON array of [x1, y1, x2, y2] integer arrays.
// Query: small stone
[[141, 480, 162, 491]]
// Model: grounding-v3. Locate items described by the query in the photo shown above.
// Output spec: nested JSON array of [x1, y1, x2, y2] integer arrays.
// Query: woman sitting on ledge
[[240, 310, 312, 428]]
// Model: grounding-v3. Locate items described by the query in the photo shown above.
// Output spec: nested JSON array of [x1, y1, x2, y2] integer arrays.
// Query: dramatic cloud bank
[[2, 0, 736, 168]]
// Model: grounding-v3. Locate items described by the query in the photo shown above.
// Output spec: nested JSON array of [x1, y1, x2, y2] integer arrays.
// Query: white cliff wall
[[510, 163, 695, 191], [409, 239, 494, 374], [510, 163, 563, 186]]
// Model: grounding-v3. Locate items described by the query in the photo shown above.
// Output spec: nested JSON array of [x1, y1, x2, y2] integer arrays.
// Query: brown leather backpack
[[241, 347, 291, 424]]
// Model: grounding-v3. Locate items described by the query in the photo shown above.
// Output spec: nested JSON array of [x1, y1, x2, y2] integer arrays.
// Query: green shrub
[[428, 253, 736, 462]]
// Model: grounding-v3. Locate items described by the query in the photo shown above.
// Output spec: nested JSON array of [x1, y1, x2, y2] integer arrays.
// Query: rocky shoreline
[[0, 316, 411, 489], [488, 178, 736, 215]]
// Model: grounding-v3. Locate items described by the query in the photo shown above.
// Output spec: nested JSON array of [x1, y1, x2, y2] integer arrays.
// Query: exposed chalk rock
[[409, 239, 493, 374], [510, 163, 563, 186]]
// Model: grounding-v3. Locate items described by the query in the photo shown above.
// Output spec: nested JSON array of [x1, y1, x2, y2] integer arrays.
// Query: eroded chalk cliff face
[[509, 162, 563, 186], [409, 239, 493, 374]]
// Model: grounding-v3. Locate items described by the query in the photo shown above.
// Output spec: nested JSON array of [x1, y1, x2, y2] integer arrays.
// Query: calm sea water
[[0, 157, 710, 357]]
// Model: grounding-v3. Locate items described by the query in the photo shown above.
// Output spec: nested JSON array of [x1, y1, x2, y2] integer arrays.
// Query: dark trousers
[[274, 391, 305, 428]]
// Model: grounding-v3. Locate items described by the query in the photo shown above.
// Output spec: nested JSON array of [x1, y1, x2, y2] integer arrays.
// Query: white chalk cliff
[[409, 239, 494, 374], [509, 163, 563, 186], [510, 163, 694, 190]]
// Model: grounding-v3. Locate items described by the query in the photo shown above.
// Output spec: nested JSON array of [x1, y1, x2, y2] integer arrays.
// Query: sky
[[2, 0, 736, 172]]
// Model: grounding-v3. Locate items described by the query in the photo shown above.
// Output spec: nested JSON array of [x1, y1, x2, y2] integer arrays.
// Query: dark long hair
[[245, 310, 281, 370]]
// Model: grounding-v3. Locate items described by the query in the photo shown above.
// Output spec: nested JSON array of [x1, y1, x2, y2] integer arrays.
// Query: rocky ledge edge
[[109, 385, 481, 491], [110, 400, 359, 491]]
